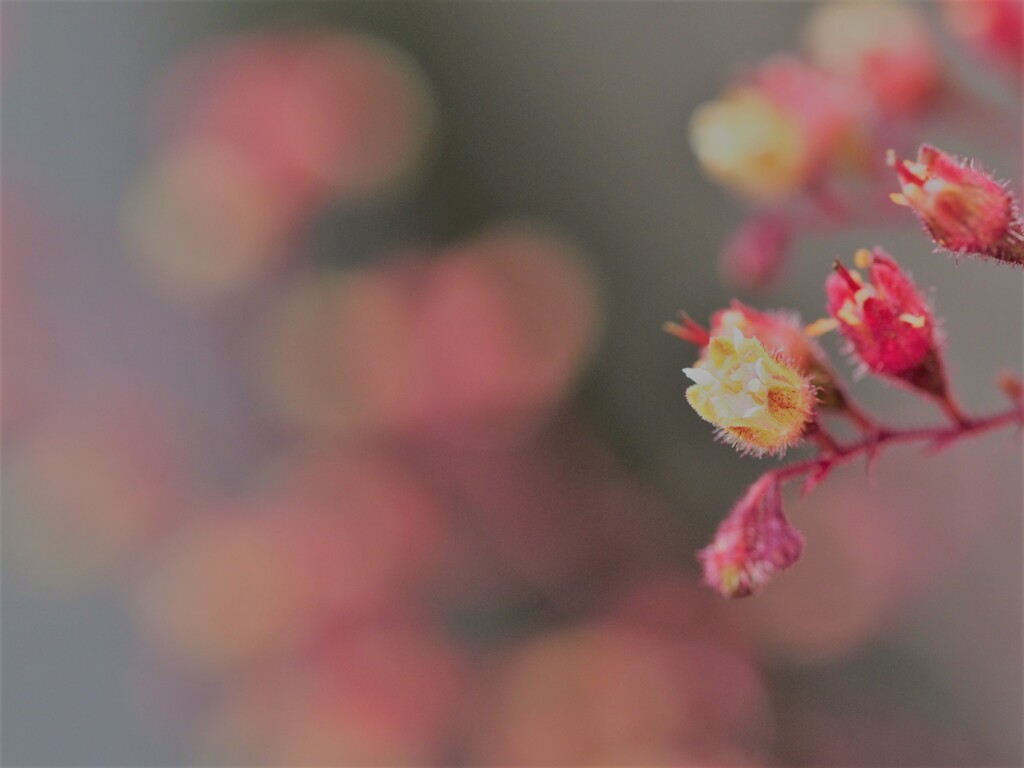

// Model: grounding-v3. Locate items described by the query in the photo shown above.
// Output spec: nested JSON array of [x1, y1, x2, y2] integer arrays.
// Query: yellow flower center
[[684, 329, 814, 455]]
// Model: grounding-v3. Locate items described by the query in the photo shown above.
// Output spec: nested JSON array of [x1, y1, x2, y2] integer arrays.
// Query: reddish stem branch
[[772, 404, 1024, 486]]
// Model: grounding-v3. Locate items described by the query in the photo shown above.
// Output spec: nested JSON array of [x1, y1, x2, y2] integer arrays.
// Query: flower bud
[[711, 303, 817, 377], [699, 475, 804, 598], [713, 302, 851, 412], [683, 328, 816, 456], [825, 247, 948, 397], [667, 302, 848, 412], [889, 145, 1024, 265]]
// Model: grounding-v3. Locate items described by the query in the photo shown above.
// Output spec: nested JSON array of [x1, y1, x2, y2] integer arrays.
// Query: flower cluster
[[690, 1, 1022, 288], [671, 143, 1024, 597]]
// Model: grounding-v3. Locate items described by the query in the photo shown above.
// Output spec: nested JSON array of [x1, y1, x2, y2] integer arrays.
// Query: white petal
[[683, 367, 716, 386], [754, 357, 766, 381], [743, 405, 764, 418]]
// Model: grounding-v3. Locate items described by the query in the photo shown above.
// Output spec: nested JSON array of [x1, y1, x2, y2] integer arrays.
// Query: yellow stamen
[[805, 317, 839, 337], [837, 303, 861, 327], [899, 312, 926, 328]]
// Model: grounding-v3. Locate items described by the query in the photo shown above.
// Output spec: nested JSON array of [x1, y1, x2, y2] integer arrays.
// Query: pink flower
[[825, 248, 950, 398], [889, 144, 1024, 265], [699, 475, 804, 598]]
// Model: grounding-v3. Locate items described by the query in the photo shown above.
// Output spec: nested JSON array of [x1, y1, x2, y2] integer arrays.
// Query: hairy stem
[[772, 404, 1023, 486]]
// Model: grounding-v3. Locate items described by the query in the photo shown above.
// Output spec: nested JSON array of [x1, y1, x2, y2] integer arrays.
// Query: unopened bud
[[889, 144, 1024, 265], [699, 475, 804, 598]]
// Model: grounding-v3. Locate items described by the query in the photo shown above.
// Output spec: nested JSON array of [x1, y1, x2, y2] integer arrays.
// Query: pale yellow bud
[[689, 90, 809, 202]]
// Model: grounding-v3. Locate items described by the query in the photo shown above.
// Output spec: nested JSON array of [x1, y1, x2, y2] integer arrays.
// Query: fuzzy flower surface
[[712, 303, 820, 376], [889, 144, 1024, 264], [683, 327, 815, 456], [824, 248, 947, 397], [669, 302, 846, 412], [699, 475, 804, 598]]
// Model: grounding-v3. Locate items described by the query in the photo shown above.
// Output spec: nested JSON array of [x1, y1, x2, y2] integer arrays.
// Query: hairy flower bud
[[683, 328, 816, 456], [667, 301, 848, 412], [699, 475, 804, 598], [825, 247, 950, 398], [711, 303, 818, 377], [889, 144, 1024, 265]]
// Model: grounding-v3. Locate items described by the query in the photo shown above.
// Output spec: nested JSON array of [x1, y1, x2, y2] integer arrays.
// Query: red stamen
[[664, 311, 711, 346], [833, 260, 861, 292], [894, 159, 926, 187]]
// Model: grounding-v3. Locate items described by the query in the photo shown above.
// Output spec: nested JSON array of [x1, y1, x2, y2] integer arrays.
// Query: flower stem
[[772, 404, 1023, 486]]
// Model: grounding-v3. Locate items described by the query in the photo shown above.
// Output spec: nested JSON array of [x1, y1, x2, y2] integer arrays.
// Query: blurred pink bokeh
[[1, 3, 1021, 766]]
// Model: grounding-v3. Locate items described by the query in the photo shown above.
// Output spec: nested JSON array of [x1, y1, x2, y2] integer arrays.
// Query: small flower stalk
[[699, 475, 804, 598], [889, 145, 1024, 265], [682, 327, 816, 456]]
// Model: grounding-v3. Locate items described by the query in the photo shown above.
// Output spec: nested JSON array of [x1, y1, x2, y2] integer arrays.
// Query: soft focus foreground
[[1, 3, 1021, 767]]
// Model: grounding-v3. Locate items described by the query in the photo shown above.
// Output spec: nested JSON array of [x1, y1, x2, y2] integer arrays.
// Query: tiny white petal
[[683, 367, 716, 386], [733, 327, 745, 346], [754, 357, 766, 381], [743, 405, 764, 418]]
